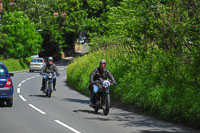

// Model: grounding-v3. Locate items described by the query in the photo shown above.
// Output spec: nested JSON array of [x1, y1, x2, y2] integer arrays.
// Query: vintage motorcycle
[[91, 79, 114, 115]]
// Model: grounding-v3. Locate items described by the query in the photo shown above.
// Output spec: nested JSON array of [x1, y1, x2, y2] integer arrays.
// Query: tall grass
[[67, 45, 200, 128]]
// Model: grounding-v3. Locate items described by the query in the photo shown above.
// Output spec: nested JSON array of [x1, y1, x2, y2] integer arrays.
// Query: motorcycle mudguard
[[48, 80, 53, 83], [105, 89, 109, 94]]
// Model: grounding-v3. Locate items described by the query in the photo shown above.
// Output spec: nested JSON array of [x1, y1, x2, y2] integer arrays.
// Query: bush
[[67, 45, 200, 128]]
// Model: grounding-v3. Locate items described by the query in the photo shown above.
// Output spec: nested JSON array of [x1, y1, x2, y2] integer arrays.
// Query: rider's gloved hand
[[113, 81, 118, 86], [56, 73, 60, 76]]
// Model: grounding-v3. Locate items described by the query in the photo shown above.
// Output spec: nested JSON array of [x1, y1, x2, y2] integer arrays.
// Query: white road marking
[[31, 76, 35, 79], [54, 120, 82, 133], [19, 95, 27, 101], [17, 88, 20, 93], [29, 104, 46, 115], [18, 84, 21, 87], [19, 75, 85, 133]]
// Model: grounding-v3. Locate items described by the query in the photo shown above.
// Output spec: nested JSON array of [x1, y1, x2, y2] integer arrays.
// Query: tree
[[1, 11, 43, 58], [0, 30, 5, 57], [40, 16, 64, 56]]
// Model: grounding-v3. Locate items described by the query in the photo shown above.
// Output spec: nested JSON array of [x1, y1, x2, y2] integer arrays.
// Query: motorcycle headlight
[[103, 80, 110, 88], [47, 73, 53, 79]]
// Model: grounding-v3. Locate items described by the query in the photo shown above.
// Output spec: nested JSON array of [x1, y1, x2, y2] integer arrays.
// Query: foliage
[[92, 0, 200, 52], [1, 57, 31, 72], [67, 45, 200, 128], [1, 0, 200, 128], [40, 16, 65, 56], [1, 0, 199, 57], [1, 11, 42, 58], [0, 30, 6, 56]]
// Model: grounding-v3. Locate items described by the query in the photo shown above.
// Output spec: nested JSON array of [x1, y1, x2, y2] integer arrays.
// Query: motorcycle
[[41, 72, 57, 98], [91, 79, 113, 115]]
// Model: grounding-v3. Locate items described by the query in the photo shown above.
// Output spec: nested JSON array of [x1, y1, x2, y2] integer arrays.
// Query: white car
[[29, 58, 45, 72]]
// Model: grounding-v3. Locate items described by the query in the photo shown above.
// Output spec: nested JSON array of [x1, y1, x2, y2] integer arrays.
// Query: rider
[[40, 57, 59, 91], [89, 59, 117, 107]]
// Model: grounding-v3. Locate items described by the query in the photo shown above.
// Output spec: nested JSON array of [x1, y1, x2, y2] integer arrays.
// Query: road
[[0, 64, 198, 133]]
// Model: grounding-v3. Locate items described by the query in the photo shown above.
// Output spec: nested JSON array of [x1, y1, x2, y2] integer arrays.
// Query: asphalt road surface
[[0, 63, 198, 133]]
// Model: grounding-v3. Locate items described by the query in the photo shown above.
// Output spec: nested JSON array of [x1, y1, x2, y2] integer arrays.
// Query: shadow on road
[[86, 116, 112, 121], [141, 131, 173, 133], [109, 112, 193, 132], [27, 71, 41, 73], [73, 109, 101, 115], [61, 98, 90, 105], [74, 109, 195, 132], [29, 94, 47, 98]]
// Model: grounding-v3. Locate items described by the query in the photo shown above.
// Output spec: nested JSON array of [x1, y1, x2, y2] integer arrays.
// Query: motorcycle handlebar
[[94, 79, 117, 85], [40, 72, 60, 76]]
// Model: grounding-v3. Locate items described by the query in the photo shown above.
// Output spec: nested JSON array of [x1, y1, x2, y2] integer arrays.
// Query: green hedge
[[0, 57, 31, 72], [67, 46, 200, 128]]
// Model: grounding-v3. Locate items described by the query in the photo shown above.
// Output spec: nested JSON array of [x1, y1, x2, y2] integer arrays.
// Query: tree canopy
[[0, 11, 42, 58], [0, 0, 199, 58]]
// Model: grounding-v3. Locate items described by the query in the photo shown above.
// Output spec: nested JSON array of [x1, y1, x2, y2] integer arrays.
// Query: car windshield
[[0, 65, 7, 78], [32, 59, 43, 63]]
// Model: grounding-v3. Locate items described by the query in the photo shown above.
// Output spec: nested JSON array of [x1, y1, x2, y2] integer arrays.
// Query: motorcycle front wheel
[[47, 82, 52, 98], [103, 94, 110, 115], [94, 106, 99, 113]]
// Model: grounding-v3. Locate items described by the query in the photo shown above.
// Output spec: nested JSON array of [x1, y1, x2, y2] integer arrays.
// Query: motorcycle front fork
[[96, 95, 105, 107], [100, 96, 102, 106], [46, 80, 53, 90]]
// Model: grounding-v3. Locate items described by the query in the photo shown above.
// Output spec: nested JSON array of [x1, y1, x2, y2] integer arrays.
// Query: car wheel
[[7, 97, 13, 107]]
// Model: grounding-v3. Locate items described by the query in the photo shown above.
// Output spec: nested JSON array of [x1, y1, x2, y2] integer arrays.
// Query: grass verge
[[1, 57, 31, 72]]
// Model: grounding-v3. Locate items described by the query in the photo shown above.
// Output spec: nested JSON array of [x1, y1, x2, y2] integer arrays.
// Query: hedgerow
[[67, 45, 200, 128]]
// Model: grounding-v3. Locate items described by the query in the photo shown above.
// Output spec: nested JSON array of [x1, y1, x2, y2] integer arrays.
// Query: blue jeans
[[42, 74, 56, 88], [90, 85, 99, 104]]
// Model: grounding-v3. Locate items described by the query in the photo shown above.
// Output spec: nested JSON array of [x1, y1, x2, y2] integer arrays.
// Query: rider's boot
[[53, 86, 56, 91], [40, 86, 45, 91], [53, 78, 56, 91], [41, 78, 46, 91], [89, 92, 95, 107], [89, 103, 95, 107]]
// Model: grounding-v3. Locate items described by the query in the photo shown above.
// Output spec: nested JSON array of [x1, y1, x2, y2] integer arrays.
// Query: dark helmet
[[48, 57, 53, 62], [100, 59, 106, 66]]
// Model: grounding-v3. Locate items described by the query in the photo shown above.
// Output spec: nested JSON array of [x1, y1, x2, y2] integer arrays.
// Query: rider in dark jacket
[[40, 57, 59, 91], [89, 59, 117, 107]]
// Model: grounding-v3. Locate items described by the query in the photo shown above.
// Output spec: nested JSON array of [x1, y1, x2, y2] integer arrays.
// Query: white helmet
[[48, 57, 53, 62], [100, 59, 106, 66]]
